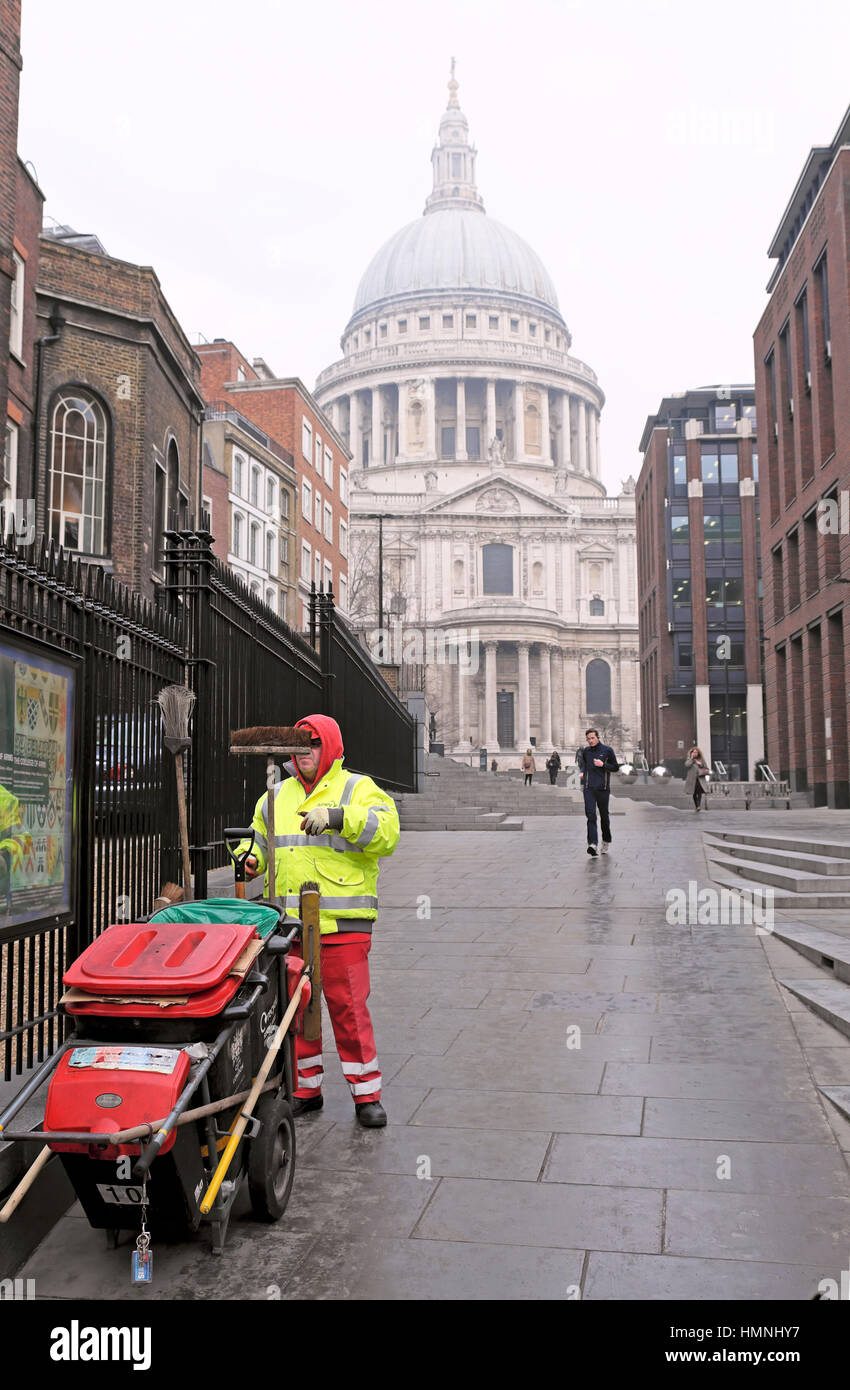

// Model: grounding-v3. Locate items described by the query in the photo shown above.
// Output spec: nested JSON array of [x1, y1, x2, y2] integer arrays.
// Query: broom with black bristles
[[230, 725, 312, 904], [156, 685, 197, 902]]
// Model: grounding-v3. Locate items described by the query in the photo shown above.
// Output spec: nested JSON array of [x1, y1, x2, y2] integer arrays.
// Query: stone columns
[[371, 386, 383, 468], [577, 398, 588, 473], [513, 381, 524, 459], [517, 641, 530, 750], [486, 380, 497, 455], [588, 409, 599, 477], [539, 644, 553, 748], [551, 648, 564, 748], [455, 378, 467, 460], [484, 641, 499, 751], [457, 653, 466, 748], [397, 382, 409, 459], [540, 388, 551, 464], [349, 391, 361, 468], [561, 393, 572, 468], [425, 378, 437, 460]]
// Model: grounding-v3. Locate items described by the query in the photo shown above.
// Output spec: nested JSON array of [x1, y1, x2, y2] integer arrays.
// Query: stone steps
[[707, 830, 850, 861], [776, 976, 850, 1041], [711, 841, 850, 876], [705, 828, 850, 909], [770, 922, 850, 983]]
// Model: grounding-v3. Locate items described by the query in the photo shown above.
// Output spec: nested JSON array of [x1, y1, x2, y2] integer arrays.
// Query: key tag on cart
[[131, 1175, 153, 1285]]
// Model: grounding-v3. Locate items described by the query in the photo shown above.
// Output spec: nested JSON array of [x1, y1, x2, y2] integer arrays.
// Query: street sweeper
[[231, 714, 399, 1127]]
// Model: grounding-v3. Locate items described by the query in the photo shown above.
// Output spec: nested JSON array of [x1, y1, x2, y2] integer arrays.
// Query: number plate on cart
[[96, 1183, 146, 1206]]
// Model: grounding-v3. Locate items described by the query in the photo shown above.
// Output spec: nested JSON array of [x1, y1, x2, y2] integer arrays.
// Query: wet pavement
[[17, 800, 850, 1300]]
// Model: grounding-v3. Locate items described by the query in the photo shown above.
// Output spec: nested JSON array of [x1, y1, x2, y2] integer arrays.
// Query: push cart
[[0, 829, 315, 1261]]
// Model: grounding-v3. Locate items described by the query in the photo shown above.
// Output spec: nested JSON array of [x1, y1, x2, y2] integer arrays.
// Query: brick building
[[196, 341, 350, 629], [3, 155, 42, 531], [637, 387, 763, 779], [201, 404, 297, 622], [753, 104, 850, 807], [33, 233, 204, 597]]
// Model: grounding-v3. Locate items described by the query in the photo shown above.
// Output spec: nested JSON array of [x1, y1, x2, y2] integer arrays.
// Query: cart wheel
[[248, 1093, 296, 1222]]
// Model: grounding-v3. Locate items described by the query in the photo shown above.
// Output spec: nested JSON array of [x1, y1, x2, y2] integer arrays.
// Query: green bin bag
[[149, 897, 283, 940]]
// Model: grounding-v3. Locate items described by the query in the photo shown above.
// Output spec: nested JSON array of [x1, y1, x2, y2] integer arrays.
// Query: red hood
[[292, 714, 344, 789]]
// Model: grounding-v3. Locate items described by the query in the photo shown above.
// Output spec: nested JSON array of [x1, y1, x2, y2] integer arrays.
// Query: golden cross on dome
[[448, 57, 460, 108]]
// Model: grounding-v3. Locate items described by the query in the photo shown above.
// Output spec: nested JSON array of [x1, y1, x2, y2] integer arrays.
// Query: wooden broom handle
[[175, 751, 193, 902]]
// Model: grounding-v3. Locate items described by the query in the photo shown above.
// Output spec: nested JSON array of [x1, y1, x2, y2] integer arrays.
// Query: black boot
[[292, 1095, 324, 1116], [355, 1101, 387, 1127]]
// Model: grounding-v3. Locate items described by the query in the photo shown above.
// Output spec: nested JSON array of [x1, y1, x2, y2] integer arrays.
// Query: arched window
[[586, 659, 611, 714], [48, 390, 108, 554], [232, 511, 244, 557], [250, 466, 260, 508], [453, 558, 465, 593], [589, 597, 605, 616], [482, 543, 513, 595], [249, 521, 260, 567], [532, 561, 544, 594], [233, 453, 245, 494], [588, 562, 602, 590]]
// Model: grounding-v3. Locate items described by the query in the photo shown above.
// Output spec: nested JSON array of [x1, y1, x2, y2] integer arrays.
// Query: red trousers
[[292, 935, 382, 1104]]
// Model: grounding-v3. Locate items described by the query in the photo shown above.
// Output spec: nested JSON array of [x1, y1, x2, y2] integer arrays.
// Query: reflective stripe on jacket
[[234, 758, 399, 935]]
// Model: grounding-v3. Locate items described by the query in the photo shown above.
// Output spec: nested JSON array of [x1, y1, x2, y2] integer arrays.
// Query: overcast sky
[[17, 0, 850, 493]]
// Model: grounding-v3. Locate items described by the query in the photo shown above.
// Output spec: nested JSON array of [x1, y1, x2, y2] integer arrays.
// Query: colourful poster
[[0, 635, 76, 932]]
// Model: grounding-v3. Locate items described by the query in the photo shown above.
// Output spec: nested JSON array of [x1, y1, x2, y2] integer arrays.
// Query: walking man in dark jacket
[[578, 729, 619, 857]]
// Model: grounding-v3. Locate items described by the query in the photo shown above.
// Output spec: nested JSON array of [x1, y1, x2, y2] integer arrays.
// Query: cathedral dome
[[352, 209, 561, 318]]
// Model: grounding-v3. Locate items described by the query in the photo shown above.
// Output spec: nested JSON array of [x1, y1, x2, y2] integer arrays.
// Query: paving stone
[[282, 1169, 436, 1239], [791, 1013, 850, 1048], [602, 1061, 813, 1101], [583, 1251, 829, 1301], [391, 1050, 605, 1094], [664, 1189, 850, 1264], [543, 1134, 850, 1195], [280, 1235, 583, 1300], [643, 1097, 834, 1142], [410, 1088, 643, 1134], [304, 1122, 551, 1181], [414, 1176, 662, 1252], [803, 1049, 850, 1085], [531, 990, 658, 1014]]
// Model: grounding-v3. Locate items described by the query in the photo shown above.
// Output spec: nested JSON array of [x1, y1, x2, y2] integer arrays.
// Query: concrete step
[[770, 922, 850, 983], [704, 836, 850, 877], [776, 976, 850, 1040], [705, 830, 850, 862], [400, 817, 524, 831], [819, 1087, 850, 1124], [707, 867, 850, 911], [705, 847, 850, 894]]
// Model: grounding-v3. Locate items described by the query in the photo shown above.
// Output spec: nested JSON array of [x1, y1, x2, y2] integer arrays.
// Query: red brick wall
[[196, 342, 258, 401], [754, 150, 850, 804], [0, 1, 22, 443], [6, 160, 42, 499], [35, 239, 203, 597]]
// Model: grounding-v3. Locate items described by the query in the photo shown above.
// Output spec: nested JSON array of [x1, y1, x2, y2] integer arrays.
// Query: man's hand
[[300, 807, 330, 836], [244, 854, 260, 879], [593, 758, 603, 767]]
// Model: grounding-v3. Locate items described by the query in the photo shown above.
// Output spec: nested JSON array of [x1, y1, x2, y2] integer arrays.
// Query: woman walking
[[546, 749, 562, 785], [521, 748, 536, 787], [684, 746, 710, 811]]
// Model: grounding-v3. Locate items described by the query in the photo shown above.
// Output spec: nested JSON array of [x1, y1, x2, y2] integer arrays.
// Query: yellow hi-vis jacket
[[234, 758, 399, 935], [0, 785, 26, 868]]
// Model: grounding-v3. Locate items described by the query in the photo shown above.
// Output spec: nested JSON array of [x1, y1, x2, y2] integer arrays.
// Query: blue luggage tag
[[131, 1248, 153, 1284]]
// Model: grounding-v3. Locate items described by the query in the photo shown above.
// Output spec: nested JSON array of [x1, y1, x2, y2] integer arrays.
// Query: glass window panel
[[723, 510, 742, 543], [670, 509, 689, 542], [705, 578, 724, 607], [703, 512, 722, 545], [482, 543, 513, 595], [751, 451, 758, 482], [672, 577, 691, 606], [714, 402, 737, 431], [678, 640, 693, 668], [720, 451, 738, 484], [672, 453, 686, 485], [701, 449, 719, 484], [64, 518, 79, 548], [724, 577, 743, 605]]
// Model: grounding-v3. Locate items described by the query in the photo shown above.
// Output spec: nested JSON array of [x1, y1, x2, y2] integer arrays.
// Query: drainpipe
[[31, 304, 65, 528]]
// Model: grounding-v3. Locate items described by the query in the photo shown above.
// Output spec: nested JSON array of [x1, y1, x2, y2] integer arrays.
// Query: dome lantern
[[424, 60, 485, 216]]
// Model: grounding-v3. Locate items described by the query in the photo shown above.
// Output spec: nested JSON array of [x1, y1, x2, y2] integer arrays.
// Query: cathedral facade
[[315, 70, 639, 764]]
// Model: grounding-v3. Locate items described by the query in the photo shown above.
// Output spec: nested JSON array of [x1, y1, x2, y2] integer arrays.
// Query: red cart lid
[[65, 972, 243, 1018], [64, 921, 257, 996]]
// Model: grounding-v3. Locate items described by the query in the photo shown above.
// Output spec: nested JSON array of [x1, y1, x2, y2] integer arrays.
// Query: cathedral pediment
[[422, 473, 576, 518]]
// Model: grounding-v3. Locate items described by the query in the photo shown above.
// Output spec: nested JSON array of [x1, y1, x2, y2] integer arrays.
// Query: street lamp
[[657, 702, 669, 768]]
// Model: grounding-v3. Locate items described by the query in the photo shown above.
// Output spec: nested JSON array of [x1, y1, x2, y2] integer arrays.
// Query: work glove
[[300, 806, 345, 835]]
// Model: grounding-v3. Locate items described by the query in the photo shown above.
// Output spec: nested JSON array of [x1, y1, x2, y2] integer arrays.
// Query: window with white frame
[[266, 477, 275, 513], [323, 502, 333, 542], [233, 452, 245, 495], [314, 493, 322, 531], [250, 579, 261, 597], [315, 436, 322, 472], [302, 418, 312, 460], [48, 390, 108, 554], [250, 466, 260, 508], [280, 488, 289, 521], [324, 447, 333, 488], [279, 590, 287, 622], [339, 469, 348, 506], [301, 601, 310, 630], [202, 493, 213, 531], [249, 520, 260, 567], [237, 366, 247, 382], [9, 252, 24, 358], [3, 421, 18, 513], [265, 586, 275, 608], [301, 541, 312, 581], [265, 530, 275, 575], [339, 518, 348, 558], [301, 479, 312, 519], [338, 574, 348, 611], [314, 552, 322, 586], [232, 511, 244, 557], [279, 535, 288, 567], [323, 560, 333, 593]]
